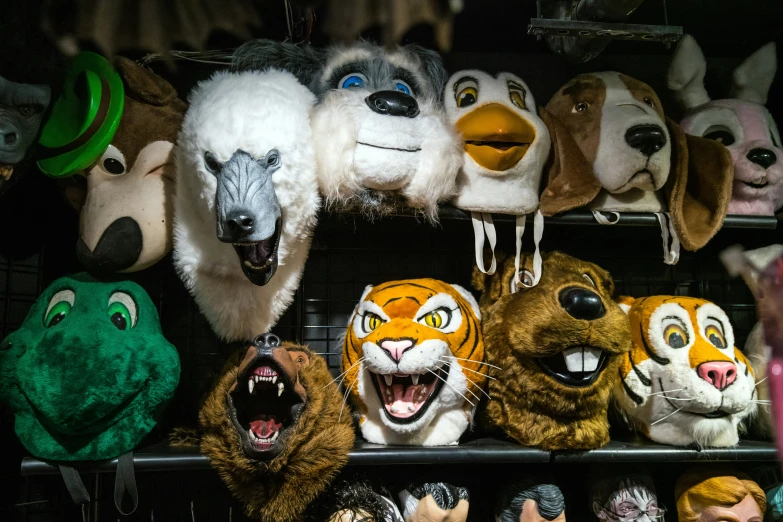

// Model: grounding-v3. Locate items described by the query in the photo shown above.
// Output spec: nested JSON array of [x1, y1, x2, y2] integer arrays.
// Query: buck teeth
[[562, 347, 602, 372], [278, 382, 284, 396], [384, 375, 393, 386], [411, 375, 419, 385]]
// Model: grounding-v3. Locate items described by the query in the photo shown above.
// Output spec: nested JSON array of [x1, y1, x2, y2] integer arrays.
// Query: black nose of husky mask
[[210, 148, 283, 286]]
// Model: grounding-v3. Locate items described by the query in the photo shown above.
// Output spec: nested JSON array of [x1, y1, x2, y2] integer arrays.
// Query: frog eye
[[108, 292, 138, 330], [44, 289, 75, 327]]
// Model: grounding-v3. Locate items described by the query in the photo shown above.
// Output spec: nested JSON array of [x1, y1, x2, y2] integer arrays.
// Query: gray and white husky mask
[[233, 40, 463, 220]]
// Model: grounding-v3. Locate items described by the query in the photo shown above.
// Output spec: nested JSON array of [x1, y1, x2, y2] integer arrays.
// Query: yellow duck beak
[[456, 103, 536, 172]]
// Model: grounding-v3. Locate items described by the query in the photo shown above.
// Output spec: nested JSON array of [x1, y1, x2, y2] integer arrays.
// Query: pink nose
[[380, 339, 414, 362], [697, 361, 737, 391]]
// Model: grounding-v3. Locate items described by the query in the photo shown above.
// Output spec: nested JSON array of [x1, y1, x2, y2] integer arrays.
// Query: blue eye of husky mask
[[394, 81, 411, 95], [340, 74, 366, 89]]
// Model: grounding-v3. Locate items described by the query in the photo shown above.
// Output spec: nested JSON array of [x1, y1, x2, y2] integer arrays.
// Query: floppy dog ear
[[616, 296, 635, 314], [115, 57, 177, 106], [232, 39, 325, 88], [538, 106, 600, 216], [665, 117, 733, 251]]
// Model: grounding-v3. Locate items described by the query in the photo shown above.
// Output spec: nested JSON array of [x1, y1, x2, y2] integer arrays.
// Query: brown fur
[[183, 343, 355, 522], [473, 252, 631, 450]]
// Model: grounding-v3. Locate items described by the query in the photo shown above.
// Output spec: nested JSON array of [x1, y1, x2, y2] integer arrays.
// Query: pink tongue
[[385, 382, 427, 418], [249, 418, 282, 437]]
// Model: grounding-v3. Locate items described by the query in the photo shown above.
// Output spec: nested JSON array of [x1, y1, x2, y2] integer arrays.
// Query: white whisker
[[324, 357, 364, 389], [646, 388, 686, 396], [458, 365, 497, 380], [441, 356, 502, 371], [651, 406, 683, 426], [659, 397, 693, 401], [426, 368, 474, 407], [460, 372, 492, 401], [755, 376, 768, 387], [338, 378, 355, 423]]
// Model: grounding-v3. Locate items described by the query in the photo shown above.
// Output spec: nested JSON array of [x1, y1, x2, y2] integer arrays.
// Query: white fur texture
[[445, 70, 550, 214], [173, 70, 320, 341], [615, 302, 756, 447]]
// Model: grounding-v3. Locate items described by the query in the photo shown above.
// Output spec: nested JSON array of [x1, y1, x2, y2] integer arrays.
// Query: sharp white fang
[[271, 431, 279, 441], [272, 376, 277, 384], [384, 375, 393, 386], [248, 429, 257, 440], [407, 405, 415, 412], [390, 405, 398, 414], [277, 382, 284, 397], [411, 375, 419, 385], [249, 379, 255, 394]]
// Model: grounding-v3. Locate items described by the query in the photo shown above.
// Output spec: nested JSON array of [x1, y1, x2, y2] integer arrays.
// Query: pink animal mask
[[668, 34, 782, 216]]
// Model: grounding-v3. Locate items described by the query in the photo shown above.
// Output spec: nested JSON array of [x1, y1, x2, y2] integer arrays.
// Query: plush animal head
[[0, 274, 180, 461], [399, 482, 470, 522], [541, 72, 732, 251], [233, 40, 462, 220], [614, 296, 757, 447], [342, 279, 485, 446], [174, 68, 319, 286], [668, 35, 782, 216], [0, 75, 50, 179], [474, 251, 631, 450], [199, 334, 354, 522]]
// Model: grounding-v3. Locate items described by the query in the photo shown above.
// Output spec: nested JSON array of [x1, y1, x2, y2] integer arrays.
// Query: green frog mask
[[0, 273, 180, 461]]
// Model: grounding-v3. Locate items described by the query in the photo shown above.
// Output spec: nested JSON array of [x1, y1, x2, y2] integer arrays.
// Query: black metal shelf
[[20, 438, 777, 476]]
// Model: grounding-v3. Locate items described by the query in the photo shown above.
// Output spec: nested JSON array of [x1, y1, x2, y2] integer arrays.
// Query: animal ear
[[231, 39, 325, 89], [405, 44, 448, 100], [616, 296, 635, 315], [58, 176, 87, 213], [538, 106, 600, 216], [449, 284, 481, 319], [665, 117, 733, 251], [731, 41, 777, 104], [472, 252, 515, 310], [667, 34, 711, 109], [114, 57, 177, 106]]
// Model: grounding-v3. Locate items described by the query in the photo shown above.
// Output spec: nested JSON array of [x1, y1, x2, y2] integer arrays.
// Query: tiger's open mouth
[[231, 218, 282, 286], [370, 364, 449, 423], [228, 358, 305, 458], [538, 346, 608, 387]]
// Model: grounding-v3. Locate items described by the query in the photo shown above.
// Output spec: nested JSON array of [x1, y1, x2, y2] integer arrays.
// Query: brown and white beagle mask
[[67, 58, 186, 273], [540, 72, 733, 260], [445, 70, 591, 284]]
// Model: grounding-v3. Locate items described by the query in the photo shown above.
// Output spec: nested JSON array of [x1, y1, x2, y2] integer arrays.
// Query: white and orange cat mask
[[342, 279, 486, 446], [614, 296, 757, 447]]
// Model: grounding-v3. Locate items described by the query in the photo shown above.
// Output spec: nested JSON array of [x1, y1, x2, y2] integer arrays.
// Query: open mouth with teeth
[[370, 364, 449, 423], [538, 346, 608, 387], [741, 179, 769, 189], [232, 218, 282, 286], [228, 359, 305, 458]]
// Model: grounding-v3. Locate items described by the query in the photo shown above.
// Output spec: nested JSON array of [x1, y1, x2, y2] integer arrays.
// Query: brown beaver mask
[[197, 333, 355, 522], [473, 251, 631, 450]]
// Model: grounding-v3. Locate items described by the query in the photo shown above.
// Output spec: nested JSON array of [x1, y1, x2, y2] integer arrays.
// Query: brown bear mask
[[473, 251, 631, 450]]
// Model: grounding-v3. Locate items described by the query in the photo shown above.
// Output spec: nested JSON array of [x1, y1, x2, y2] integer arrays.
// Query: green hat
[[37, 52, 124, 177]]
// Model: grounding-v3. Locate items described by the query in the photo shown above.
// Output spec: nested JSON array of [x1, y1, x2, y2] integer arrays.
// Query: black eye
[[643, 97, 655, 108], [19, 105, 40, 116], [703, 128, 736, 146], [575, 102, 589, 112], [268, 153, 279, 167], [103, 158, 125, 175], [204, 151, 221, 174]]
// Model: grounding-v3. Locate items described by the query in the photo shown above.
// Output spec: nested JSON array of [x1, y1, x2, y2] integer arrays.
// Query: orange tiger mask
[[614, 296, 757, 447], [342, 279, 486, 446]]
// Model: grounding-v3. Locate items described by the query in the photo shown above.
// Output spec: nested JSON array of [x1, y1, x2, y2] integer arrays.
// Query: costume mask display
[[474, 251, 631, 450], [676, 469, 766, 522], [589, 467, 665, 522], [305, 480, 404, 522], [0, 274, 180, 514], [668, 35, 782, 216], [540, 72, 733, 264], [342, 278, 485, 446], [174, 69, 320, 341], [445, 70, 591, 285], [614, 296, 757, 447], [192, 334, 354, 522], [399, 482, 470, 522], [38, 52, 186, 273], [232, 40, 462, 221], [0, 75, 50, 186], [496, 481, 566, 522]]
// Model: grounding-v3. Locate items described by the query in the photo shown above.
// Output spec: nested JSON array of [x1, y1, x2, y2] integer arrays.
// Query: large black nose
[[625, 125, 667, 157], [253, 332, 281, 348], [365, 91, 419, 118], [227, 212, 255, 235], [76, 217, 142, 272], [747, 148, 777, 169], [559, 287, 606, 321]]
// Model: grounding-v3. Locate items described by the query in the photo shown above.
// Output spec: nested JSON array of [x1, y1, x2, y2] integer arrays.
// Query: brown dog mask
[[540, 72, 733, 254], [69, 57, 186, 273], [196, 333, 355, 522], [473, 251, 631, 450]]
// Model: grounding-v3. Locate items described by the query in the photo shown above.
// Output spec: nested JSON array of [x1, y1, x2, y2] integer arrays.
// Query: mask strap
[[59, 465, 90, 506], [592, 210, 621, 225], [517, 210, 545, 288], [514, 214, 526, 288], [471, 212, 497, 275], [655, 212, 681, 265], [114, 451, 139, 515]]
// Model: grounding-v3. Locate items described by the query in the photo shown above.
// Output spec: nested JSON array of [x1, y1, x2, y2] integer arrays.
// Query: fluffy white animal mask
[[233, 40, 463, 221], [668, 34, 783, 216], [174, 70, 320, 341]]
